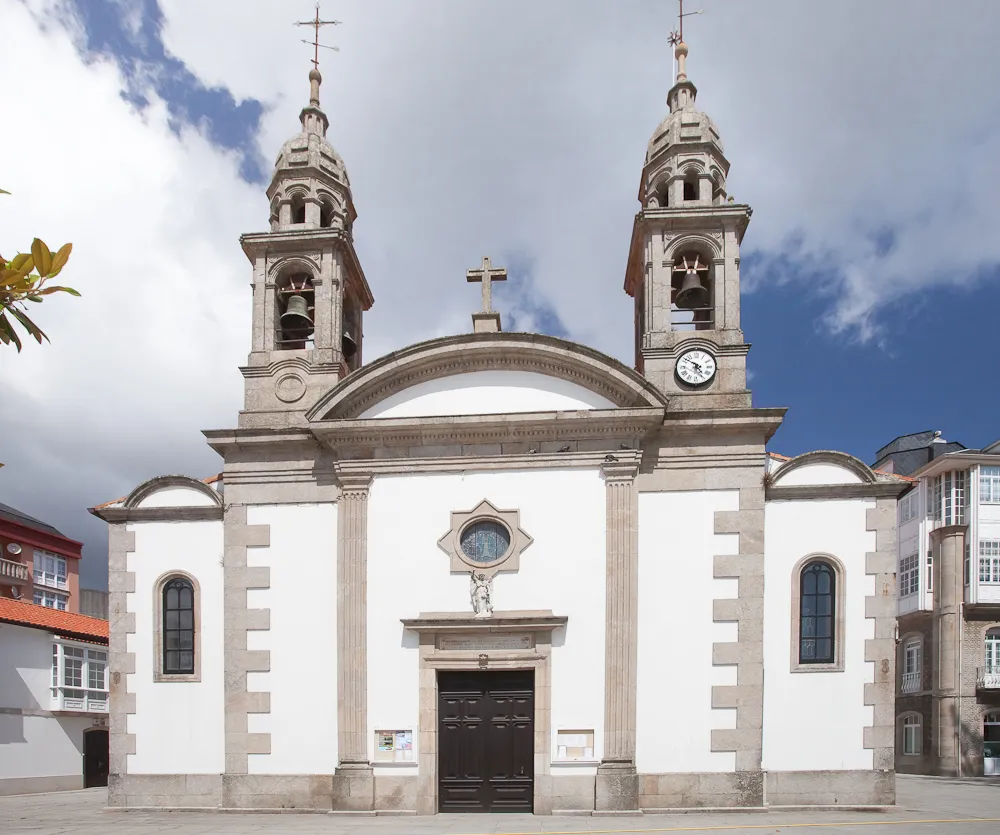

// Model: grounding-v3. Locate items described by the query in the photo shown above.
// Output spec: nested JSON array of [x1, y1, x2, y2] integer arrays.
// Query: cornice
[[91, 506, 224, 523], [311, 407, 665, 449], [765, 483, 907, 501], [333, 449, 640, 476], [659, 407, 786, 442], [401, 611, 568, 633], [641, 339, 751, 359]]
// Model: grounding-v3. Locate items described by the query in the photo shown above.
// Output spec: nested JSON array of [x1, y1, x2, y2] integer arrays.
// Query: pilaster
[[333, 470, 375, 811], [222, 505, 271, 790], [596, 456, 640, 813], [107, 524, 136, 807]]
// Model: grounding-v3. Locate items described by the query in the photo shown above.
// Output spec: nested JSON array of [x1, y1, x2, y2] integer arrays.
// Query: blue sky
[[2, 0, 998, 590]]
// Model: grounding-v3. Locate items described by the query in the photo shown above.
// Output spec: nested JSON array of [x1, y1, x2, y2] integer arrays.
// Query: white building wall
[[774, 463, 863, 487], [762, 498, 876, 772], [359, 371, 616, 419], [245, 503, 339, 775], [0, 624, 93, 784], [635, 490, 740, 774], [135, 486, 216, 508], [898, 517, 922, 616], [367, 469, 607, 774], [126, 520, 224, 774]]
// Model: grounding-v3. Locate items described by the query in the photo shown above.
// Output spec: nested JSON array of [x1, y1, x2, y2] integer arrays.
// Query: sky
[[1, 0, 998, 591]]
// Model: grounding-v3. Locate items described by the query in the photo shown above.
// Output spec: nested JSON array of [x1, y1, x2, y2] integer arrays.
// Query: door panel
[[438, 670, 534, 812]]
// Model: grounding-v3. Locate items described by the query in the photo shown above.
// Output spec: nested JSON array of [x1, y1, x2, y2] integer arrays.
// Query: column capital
[[601, 452, 641, 483], [335, 467, 372, 495]]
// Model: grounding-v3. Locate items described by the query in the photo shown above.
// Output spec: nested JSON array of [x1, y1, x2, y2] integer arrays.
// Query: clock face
[[676, 349, 717, 386]]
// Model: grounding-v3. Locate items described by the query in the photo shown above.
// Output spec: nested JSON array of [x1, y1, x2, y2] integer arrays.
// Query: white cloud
[[2, 0, 999, 581]]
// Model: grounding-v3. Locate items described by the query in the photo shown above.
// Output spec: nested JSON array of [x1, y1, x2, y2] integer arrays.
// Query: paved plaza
[[1, 776, 999, 835]]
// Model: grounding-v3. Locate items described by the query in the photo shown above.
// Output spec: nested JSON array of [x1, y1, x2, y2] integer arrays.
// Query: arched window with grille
[[155, 574, 199, 680], [791, 555, 845, 672]]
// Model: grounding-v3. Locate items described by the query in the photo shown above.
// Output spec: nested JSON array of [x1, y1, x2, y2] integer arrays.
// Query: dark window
[[291, 195, 306, 224], [320, 200, 334, 228], [683, 179, 698, 201], [799, 561, 835, 664], [163, 578, 195, 675]]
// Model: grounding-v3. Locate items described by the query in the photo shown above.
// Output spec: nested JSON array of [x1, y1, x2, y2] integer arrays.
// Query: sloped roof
[[0, 598, 108, 643], [0, 502, 65, 537]]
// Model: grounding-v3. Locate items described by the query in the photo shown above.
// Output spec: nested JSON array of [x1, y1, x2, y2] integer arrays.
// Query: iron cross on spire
[[467, 256, 507, 314], [295, 3, 341, 70], [668, 0, 704, 47]]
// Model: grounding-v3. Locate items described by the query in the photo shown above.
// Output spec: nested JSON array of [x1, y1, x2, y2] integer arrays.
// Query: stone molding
[[766, 483, 907, 501], [596, 454, 640, 812], [122, 474, 224, 509], [306, 332, 669, 421], [787, 553, 847, 674], [107, 524, 136, 806], [98, 506, 224, 523], [222, 505, 271, 780], [710, 469, 766, 786], [863, 498, 898, 788], [770, 450, 879, 487], [401, 612, 565, 815], [641, 339, 751, 360], [436, 498, 533, 578]]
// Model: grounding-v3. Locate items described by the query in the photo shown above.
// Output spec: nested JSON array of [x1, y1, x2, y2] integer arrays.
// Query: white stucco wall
[[367, 469, 607, 773], [245, 503, 339, 775], [126, 520, 224, 774], [762, 498, 876, 772], [773, 463, 863, 487], [0, 624, 93, 782], [134, 486, 216, 508], [636, 490, 740, 774], [358, 370, 617, 418]]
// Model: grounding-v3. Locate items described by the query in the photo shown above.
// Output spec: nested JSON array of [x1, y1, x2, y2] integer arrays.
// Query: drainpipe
[[958, 600, 963, 777]]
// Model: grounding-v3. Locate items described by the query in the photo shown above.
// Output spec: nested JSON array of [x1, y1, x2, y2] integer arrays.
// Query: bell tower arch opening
[[276, 272, 316, 350]]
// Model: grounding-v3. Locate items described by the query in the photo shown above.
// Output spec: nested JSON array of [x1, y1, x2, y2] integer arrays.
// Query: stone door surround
[[400, 610, 568, 816]]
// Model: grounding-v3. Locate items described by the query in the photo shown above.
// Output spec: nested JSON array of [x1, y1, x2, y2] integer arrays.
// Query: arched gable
[[124, 475, 223, 510], [770, 451, 877, 488], [307, 333, 669, 421]]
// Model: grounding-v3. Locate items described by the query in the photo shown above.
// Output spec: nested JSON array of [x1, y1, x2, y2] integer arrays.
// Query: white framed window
[[986, 630, 1000, 675], [902, 639, 921, 693], [981, 466, 1000, 504], [942, 471, 966, 526], [981, 541, 1000, 585], [933, 476, 942, 521], [899, 553, 920, 597], [33, 549, 67, 590], [899, 492, 918, 524], [51, 642, 108, 713], [902, 714, 922, 755], [33, 589, 67, 610], [926, 552, 934, 592]]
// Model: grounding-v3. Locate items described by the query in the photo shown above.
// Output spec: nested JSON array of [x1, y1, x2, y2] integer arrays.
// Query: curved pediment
[[770, 451, 877, 487], [307, 333, 668, 421]]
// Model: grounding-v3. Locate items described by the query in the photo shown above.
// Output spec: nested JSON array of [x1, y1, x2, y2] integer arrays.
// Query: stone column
[[932, 525, 966, 776], [332, 472, 374, 812], [596, 459, 640, 813]]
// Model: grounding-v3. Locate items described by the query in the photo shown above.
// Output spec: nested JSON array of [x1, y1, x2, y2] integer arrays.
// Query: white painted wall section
[[762, 498, 876, 771], [636, 489, 740, 774], [367, 469, 607, 768], [359, 371, 617, 418], [773, 463, 863, 487], [126, 520, 224, 774], [246, 504, 339, 775], [134, 486, 217, 508]]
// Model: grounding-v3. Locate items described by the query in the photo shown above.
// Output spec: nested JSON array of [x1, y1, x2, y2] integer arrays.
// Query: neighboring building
[[0, 598, 110, 794], [873, 430, 966, 476], [89, 40, 907, 814], [886, 432, 1000, 776], [0, 503, 84, 613], [79, 589, 109, 620]]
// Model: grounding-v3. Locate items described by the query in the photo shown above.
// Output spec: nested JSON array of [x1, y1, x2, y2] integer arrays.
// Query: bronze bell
[[675, 269, 709, 310], [342, 329, 358, 359], [280, 294, 314, 340]]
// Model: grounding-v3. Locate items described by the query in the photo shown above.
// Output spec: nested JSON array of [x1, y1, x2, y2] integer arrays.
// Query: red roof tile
[[0, 598, 108, 643]]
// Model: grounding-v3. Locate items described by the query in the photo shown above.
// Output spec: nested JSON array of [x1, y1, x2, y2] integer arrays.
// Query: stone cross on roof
[[466, 256, 506, 334]]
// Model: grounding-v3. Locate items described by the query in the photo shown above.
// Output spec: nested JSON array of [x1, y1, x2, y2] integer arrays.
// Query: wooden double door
[[437, 669, 534, 813]]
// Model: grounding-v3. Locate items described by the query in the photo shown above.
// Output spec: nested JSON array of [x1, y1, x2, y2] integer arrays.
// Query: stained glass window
[[163, 577, 195, 675], [799, 561, 835, 664], [460, 521, 511, 564]]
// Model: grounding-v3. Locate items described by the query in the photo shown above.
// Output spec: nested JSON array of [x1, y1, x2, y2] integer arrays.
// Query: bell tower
[[238, 66, 374, 427], [623, 30, 752, 410]]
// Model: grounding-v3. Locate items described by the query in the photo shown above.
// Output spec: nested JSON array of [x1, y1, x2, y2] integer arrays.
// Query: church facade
[[92, 43, 907, 814]]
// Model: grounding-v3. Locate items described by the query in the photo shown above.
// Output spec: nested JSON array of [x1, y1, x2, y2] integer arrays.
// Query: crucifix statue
[[466, 256, 507, 334]]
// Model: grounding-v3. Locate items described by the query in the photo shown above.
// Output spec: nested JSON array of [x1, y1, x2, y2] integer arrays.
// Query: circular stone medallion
[[275, 373, 306, 403]]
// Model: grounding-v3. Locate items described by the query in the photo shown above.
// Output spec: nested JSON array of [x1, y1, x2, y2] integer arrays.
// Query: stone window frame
[[789, 553, 846, 673], [898, 711, 923, 756], [152, 570, 202, 683], [437, 498, 533, 578], [898, 632, 924, 694]]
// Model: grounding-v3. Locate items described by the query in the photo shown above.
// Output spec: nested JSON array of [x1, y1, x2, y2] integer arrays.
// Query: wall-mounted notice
[[374, 729, 414, 763], [438, 633, 533, 652], [556, 729, 595, 761]]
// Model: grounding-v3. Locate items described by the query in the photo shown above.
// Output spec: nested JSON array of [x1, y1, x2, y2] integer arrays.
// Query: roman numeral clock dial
[[676, 349, 717, 386]]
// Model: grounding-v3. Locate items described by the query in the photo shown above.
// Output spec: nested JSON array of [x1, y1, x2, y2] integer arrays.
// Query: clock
[[676, 349, 717, 387]]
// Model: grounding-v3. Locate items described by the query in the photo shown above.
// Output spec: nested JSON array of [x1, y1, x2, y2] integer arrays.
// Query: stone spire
[[300, 68, 330, 137]]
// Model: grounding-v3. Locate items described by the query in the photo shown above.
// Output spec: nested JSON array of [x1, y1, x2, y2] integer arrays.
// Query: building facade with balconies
[[0, 598, 110, 794], [876, 432, 1000, 776]]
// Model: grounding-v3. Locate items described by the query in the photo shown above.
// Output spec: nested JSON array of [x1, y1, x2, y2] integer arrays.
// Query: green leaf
[[26, 295, 42, 302], [9, 253, 33, 275], [0, 313, 23, 351], [31, 239, 52, 276], [37, 285, 81, 297]]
